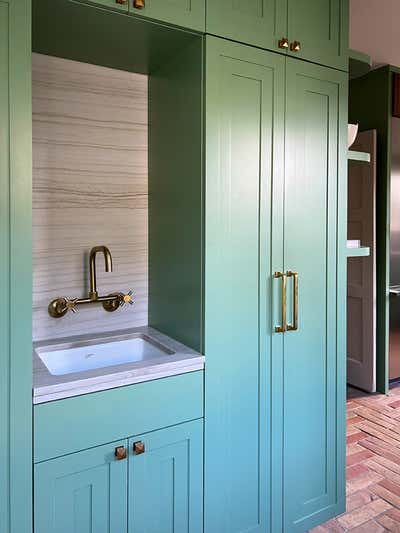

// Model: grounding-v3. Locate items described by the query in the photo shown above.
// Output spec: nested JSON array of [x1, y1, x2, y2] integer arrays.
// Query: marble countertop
[[33, 326, 205, 404]]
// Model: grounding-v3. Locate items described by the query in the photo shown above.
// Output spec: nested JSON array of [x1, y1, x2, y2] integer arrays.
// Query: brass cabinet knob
[[115, 446, 127, 461], [290, 41, 301, 52], [278, 37, 289, 50], [133, 441, 145, 455], [116, 0, 127, 3], [133, 0, 145, 8]]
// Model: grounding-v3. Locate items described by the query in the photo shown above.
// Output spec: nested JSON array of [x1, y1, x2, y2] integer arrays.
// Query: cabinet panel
[[206, 0, 287, 53], [288, 0, 348, 70], [35, 441, 128, 533], [129, 0, 205, 32], [0, 2, 32, 533], [128, 420, 203, 533], [204, 37, 285, 533], [282, 59, 347, 532]]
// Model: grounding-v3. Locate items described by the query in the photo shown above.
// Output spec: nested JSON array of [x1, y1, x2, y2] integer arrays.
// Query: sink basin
[[36, 334, 175, 376]]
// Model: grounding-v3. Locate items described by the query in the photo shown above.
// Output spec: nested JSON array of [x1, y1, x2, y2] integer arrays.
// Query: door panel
[[128, 420, 203, 533], [130, 0, 205, 31], [283, 59, 346, 532], [347, 130, 376, 391], [288, 0, 348, 70], [34, 441, 128, 533], [206, 0, 287, 53], [205, 37, 285, 533]]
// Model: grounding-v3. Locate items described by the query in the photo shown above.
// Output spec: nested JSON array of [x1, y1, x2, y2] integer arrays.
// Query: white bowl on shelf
[[348, 123, 359, 148]]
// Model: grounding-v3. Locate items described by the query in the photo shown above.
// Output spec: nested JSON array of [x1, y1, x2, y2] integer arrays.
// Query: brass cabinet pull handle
[[116, 0, 127, 4], [133, 0, 145, 8], [278, 37, 289, 50], [274, 272, 287, 333], [115, 446, 127, 461], [133, 441, 145, 455], [287, 271, 299, 331], [290, 41, 301, 52]]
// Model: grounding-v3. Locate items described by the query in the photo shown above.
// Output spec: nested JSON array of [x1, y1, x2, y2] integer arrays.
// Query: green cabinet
[[35, 420, 203, 533], [129, 0, 205, 32], [0, 2, 32, 533], [287, 0, 349, 70], [128, 421, 203, 533], [205, 36, 347, 533], [34, 441, 128, 533], [206, 0, 348, 70]]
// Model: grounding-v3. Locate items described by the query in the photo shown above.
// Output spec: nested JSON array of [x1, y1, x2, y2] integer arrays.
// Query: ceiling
[[350, 0, 400, 67]]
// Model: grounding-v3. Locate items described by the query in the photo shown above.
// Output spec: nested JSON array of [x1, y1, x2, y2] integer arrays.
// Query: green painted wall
[[148, 38, 203, 352]]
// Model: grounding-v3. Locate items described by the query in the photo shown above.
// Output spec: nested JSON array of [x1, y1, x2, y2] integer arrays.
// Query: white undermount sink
[[36, 334, 175, 376]]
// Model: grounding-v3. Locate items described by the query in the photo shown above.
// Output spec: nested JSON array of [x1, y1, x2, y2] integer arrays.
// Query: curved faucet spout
[[89, 246, 113, 300]]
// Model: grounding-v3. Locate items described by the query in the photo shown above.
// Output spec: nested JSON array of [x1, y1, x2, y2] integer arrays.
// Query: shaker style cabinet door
[[287, 0, 348, 70], [204, 36, 285, 533], [34, 441, 128, 533], [281, 59, 347, 532], [129, 0, 205, 31], [206, 0, 288, 53], [128, 420, 203, 533]]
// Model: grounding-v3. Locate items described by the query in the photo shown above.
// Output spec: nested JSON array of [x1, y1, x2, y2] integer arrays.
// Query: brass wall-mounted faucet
[[48, 245, 133, 318]]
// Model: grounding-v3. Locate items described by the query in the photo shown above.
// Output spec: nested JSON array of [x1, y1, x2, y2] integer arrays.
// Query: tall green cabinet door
[[128, 420, 203, 533], [287, 0, 349, 70], [206, 0, 287, 53], [0, 2, 32, 533], [204, 36, 285, 533], [282, 59, 347, 532], [34, 441, 129, 533], [129, 0, 205, 31]]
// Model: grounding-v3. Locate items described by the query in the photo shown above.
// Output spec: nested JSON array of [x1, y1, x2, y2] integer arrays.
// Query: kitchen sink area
[[33, 327, 204, 404]]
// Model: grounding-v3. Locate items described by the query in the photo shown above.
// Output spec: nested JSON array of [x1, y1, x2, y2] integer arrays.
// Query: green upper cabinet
[[77, 0, 129, 12], [35, 441, 129, 533], [128, 421, 203, 533], [206, 0, 287, 53], [129, 0, 205, 32], [287, 0, 349, 70], [206, 0, 349, 71]]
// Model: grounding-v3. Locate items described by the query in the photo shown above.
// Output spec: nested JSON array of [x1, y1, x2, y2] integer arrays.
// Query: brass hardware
[[115, 446, 127, 461], [133, 441, 145, 455], [89, 246, 112, 300], [133, 0, 145, 8], [290, 41, 301, 52], [116, 0, 127, 4], [286, 271, 299, 332], [48, 246, 135, 318], [278, 37, 289, 49], [274, 272, 287, 333]]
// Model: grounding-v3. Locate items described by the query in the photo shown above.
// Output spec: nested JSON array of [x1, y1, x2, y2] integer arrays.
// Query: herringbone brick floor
[[311, 384, 400, 532]]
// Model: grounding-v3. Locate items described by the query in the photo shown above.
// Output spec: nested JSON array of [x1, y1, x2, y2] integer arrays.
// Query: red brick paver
[[310, 384, 400, 532]]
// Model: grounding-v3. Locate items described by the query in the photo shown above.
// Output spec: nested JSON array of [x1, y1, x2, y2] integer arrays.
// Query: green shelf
[[348, 150, 371, 163], [346, 246, 370, 258]]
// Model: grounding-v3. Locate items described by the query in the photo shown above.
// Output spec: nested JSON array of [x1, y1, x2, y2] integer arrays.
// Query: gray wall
[[32, 53, 148, 341]]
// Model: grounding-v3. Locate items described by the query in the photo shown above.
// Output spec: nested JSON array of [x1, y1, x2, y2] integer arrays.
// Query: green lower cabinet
[[129, 0, 205, 32], [128, 420, 203, 533], [34, 420, 203, 533], [34, 440, 129, 533], [205, 36, 347, 533]]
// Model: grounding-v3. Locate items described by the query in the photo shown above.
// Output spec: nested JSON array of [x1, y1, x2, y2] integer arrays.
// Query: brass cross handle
[[120, 290, 134, 307], [65, 298, 78, 314]]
